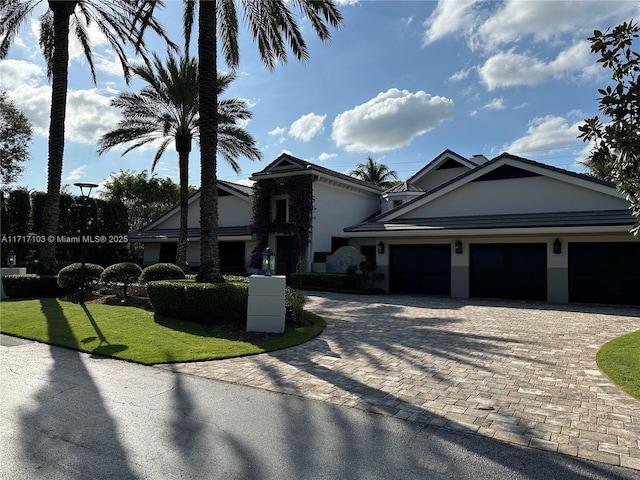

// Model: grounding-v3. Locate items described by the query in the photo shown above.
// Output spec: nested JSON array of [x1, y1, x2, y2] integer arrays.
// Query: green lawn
[[597, 329, 640, 400], [0, 298, 324, 365]]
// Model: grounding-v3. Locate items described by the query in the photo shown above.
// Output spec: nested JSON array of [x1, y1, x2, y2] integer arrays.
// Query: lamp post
[[74, 182, 98, 303], [262, 246, 275, 276]]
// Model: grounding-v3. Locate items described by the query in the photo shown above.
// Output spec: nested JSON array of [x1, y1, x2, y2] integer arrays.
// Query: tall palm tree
[[183, 0, 344, 283], [97, 52, 261, 270], [350, 157, 399, 189], [0, 1, 173, 274]]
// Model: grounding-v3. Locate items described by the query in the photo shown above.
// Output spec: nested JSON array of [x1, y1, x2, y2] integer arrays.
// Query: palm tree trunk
[[176, 138, 190, 272], [196, 0, 222, 283], [39, 2, 76, 274]]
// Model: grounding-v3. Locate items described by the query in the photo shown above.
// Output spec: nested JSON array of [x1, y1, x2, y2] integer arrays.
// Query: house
[[128, 180, 256, 272], [131, 150, 639, 305], [344, 151, 639, 305]]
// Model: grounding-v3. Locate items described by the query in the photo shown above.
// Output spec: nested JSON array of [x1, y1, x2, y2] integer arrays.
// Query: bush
[[285, 286, 306, 325], [139, 263, 186, 284], [1, 274, 65, 298], [147, 280, 249, 325], [57, 263, 104, 292], [147, 276, 306, 327], [291, 272, 359, 291], [100, 262, 143, 297]]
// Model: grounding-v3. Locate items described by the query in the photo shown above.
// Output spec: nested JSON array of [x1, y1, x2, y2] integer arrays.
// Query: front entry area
[[470, 243, 547, 301]]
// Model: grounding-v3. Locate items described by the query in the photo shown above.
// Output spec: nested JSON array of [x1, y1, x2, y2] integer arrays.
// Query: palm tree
[[97, 52, 261, 271], [350, 157, 399, 189], [183, 0, 344, 283], [0, 1, 173, 274]]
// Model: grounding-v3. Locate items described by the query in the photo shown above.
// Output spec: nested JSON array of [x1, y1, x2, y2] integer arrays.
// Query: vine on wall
[[251, 175, 314, 268]]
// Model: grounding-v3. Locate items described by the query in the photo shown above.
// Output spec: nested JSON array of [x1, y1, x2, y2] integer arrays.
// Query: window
[[274, 198, 288, 223]]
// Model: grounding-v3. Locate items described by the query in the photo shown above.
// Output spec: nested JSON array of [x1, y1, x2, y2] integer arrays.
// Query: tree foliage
[[98, 52, 260, 269], [100, 170, 189, 233], [184, 0, 343, 283], [0, 0, 173, 274], [578, 20, 640, 237], [349, 156, 399, 189], [0, 90, 32, 185]]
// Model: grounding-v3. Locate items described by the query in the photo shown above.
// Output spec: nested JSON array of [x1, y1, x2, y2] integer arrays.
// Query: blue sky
[[1, 0, 639, 194]]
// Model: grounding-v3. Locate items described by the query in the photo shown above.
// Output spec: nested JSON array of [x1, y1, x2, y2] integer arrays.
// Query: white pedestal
[[1, 267, 27, 299], [246, 275, 286, 333]]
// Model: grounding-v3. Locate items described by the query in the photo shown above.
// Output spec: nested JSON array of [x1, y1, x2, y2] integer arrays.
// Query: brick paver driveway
[[165, 292, 640, 470]]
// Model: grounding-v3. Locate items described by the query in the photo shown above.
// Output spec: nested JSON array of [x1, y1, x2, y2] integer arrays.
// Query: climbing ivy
[[251, 175, 314, 269]]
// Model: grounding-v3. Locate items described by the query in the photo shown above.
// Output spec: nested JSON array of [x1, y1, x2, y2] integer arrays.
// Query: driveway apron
[[163, 292, 640, 471]]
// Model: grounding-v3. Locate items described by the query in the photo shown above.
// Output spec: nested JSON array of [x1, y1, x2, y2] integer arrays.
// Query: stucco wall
[[398, 176, 627, 219], [153, 194, 252, 230], [311, 181, 379, 254]]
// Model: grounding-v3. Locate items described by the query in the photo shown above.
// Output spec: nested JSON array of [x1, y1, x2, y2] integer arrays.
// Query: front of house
[[130, 151, 639, 306]]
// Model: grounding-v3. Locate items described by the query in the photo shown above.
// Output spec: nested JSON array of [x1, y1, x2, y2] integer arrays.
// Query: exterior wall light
[[262, 246, 275, 276], [377, 241, 385, 254], [455, 240, 463, 254], [553, 238, 562, 254], [7, 250, 16, 267]]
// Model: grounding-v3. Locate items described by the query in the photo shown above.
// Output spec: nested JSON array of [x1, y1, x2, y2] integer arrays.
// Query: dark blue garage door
[[470, 243, 547, 301], [390, 244, 451, 295], [569, 242, 640, 305]]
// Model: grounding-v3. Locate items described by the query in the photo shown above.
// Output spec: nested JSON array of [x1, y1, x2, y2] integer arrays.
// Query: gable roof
[[250, 153, 383, 194], [407, 149, 478, 185], [344, 152, 632, 234], [135, 180, 252, 233]]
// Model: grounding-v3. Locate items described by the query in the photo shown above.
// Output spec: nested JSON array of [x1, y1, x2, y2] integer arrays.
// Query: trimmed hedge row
[[147, 280, 249, 325], [1, 274, 66, 298], [147, 276, 307, 326], [291, 272, 359, 291]]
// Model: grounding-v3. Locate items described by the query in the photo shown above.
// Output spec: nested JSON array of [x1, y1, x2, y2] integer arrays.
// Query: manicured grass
[[0, 298, 324, 365], [597, 329, 640, 400]]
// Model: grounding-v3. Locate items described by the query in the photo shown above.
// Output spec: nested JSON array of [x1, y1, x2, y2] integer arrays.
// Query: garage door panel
[[470, 244, 547, 301], [569, 242, 640, 305], [390, 245, 451, 295]]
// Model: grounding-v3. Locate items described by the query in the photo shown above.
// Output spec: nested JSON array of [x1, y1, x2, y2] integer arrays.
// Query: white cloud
[[477, 0, 638, 50], [289, 112, 326, 142], [66, 165, 88, 182], [449, 67, 473, 82], [0, 59, 45, 89], [317, 152, 338, 162], [235, 178, 255, 187], [483, 97, 505, 110], [478, 41, 591, 90], [503, 114, 584, 155], [422, 0, 480, 46], [332, 88, 453, 153], [268, 127, 286, 136]]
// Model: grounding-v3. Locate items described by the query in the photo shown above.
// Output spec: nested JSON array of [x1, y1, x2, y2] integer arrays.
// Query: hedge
[[147, 280, 249, 325], [1, 274, 65, 298], [291, 272, 359, 291], [139, 263, 186, 284], [147, 276, 307, 327], [57, 263, 104, 292], [100, 262, 143, 297]]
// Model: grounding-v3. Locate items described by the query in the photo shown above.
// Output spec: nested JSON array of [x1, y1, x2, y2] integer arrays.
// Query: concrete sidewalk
[[164, 292, 640, 471]]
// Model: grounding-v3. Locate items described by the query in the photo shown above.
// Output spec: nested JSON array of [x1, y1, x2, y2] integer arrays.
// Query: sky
[[1, 0, 639, 195]]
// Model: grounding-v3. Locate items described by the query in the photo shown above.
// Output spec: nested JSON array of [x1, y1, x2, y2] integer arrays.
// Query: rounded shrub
[[100, 262, 143, 297], [285, 286, 306, 325], [139, 263, 186, 285], [57, 263, 104, 292], [1, 274, 65, 298]]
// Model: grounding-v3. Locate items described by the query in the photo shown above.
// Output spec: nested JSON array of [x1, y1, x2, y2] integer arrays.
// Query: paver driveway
[[164, 292, 640, 471]]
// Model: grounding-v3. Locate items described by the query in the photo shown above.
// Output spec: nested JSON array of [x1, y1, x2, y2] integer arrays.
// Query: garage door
[[470, 243, 547, 301], [390, 244, 451, 295], [569, 242, 640, 305]]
